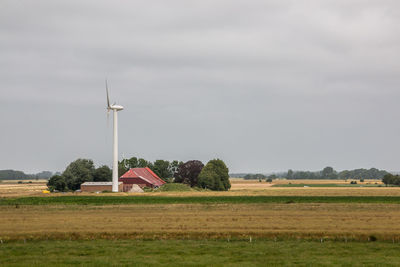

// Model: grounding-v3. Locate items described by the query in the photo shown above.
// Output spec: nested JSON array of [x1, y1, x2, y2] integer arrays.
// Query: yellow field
[[2, 179, 400, 242], [1, 203, 400, 241], [0, 181, 48, 197], [0, 179, 398, 197]]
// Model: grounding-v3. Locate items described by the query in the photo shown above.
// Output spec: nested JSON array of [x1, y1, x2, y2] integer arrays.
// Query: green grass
[[3, 195, 400, 206], [1, 239, 400, 266], [273, 183, 381, 187]]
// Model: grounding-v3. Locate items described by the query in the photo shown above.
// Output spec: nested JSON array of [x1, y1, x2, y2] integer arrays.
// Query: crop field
[[2, 179, 400, 265], [2, 202, 400, 241], [1, 179, 398, 198], [0, 180, 48, 197]]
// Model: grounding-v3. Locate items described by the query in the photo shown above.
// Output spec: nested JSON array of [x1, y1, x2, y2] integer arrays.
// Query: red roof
[[120, 167, 166, 187]]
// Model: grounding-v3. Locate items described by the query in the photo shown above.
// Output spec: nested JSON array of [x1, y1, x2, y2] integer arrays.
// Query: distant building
[[119, 167, 165, 192], [80, 181, 122, 192]]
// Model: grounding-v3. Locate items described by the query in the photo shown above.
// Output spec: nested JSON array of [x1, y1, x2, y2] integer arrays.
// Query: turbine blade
[[105, 79, 111, 108]]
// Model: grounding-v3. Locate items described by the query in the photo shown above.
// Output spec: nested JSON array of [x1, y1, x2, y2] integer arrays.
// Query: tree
[[321, 167, 337, 179], [35, 171, 53, 179], [169, 160, 182, 177], [47, 175, 67, 192], [138, 158, 152, 168], [287, 169, 294, 179], [93, 165, 112, 182], [198, 159, 230, 191], [153, 160, 172, 181], [243, 174, 266, 180], [62, 159, 95, 190], [382, 174, 398, 186], [174, 160, 204, 187]]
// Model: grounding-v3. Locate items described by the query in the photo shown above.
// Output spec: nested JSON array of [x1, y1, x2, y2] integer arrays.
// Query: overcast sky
[[1, 0, 400, 173]]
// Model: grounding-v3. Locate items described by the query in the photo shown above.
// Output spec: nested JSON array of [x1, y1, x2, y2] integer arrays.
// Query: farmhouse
[[119, 167, 165, 191], [80, 181, 123, 192]]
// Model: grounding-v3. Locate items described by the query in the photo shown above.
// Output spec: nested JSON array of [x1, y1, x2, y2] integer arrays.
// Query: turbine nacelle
[[109, 104, 124, 111]]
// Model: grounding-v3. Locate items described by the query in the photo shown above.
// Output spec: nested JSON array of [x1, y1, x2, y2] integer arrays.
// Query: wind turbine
[[106, 80, 124, 192]]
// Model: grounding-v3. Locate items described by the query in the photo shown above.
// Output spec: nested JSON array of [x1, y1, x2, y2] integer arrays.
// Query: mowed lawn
[[1, 239, 400, 266]]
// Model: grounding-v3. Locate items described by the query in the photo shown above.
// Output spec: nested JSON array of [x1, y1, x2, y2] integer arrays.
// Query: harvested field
[[0, 181, 47, 197], [1, 203, 400, 241], [1, 179, 400, 198]]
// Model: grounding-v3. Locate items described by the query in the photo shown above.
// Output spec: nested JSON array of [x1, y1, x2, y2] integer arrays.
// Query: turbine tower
[[106, 81, 124, 192]]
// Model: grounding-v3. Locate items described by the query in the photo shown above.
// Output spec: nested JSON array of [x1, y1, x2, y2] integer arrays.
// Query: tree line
[[48, 157, 231, 192], [286, 167, 388, 180], [382, 174, 400, 186], [235, 167, 389, 180], [0, 170, 54, 180]]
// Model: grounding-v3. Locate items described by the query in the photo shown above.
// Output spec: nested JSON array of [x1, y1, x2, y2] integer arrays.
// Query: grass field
[[1, 239, 400, 266], [5, 195, 400, 206]]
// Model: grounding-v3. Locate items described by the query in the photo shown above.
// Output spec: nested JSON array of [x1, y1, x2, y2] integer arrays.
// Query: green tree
[[382, 174, 397, 186], [138, 158, 152, 168], [198, 159, 230, 191], [93, 165, 112, 182], [62, 159, 95, 190], [287, 169, 294, 179], [169, 160, 183, 176], [321, 167, 337, 179], [153, 160, 172, 181], [47, 175, 67, 192]]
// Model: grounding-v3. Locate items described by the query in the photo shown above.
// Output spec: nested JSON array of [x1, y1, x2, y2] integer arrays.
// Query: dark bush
[[174, 160, 204, 187]]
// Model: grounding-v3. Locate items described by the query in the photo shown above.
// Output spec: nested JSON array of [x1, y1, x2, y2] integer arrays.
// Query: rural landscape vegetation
[[2, 158, 400, 265]]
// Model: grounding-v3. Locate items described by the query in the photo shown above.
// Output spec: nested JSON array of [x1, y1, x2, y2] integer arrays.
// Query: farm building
[[119, 167, 165, 191], [80, 181, 122, 192]]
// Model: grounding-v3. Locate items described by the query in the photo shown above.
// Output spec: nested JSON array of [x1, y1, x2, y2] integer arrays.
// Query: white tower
[[106, 81, 124, 192]]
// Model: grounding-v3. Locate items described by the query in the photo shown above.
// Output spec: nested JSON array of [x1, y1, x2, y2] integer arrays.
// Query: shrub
[[266, 178, 273, 183], [47, 175, 67, 192]]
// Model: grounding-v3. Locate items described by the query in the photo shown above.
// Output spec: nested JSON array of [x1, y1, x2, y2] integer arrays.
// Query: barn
[[80, 181, 123, 192], [119, 167, 165, 192]]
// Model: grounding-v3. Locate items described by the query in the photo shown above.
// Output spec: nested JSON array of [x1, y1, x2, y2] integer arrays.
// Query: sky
[[1, 0, 400, 174]]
